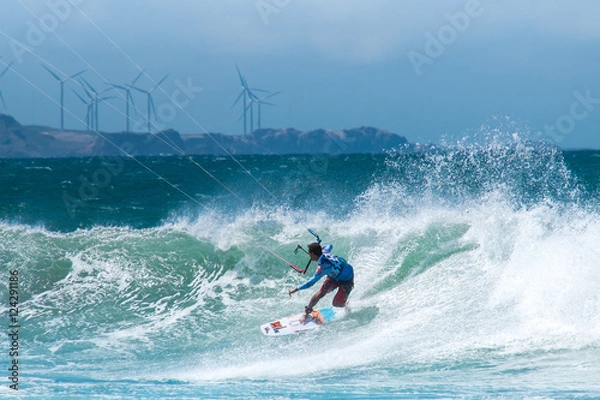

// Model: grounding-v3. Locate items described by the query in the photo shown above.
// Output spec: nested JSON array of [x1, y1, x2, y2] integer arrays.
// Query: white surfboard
[[260, 306, 347, 336]]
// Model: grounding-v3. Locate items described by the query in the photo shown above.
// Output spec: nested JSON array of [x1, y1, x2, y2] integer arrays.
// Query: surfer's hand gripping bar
[[256, 243, 308, 274], [293, 245, 311, 274], [256, 230, 322, 275]]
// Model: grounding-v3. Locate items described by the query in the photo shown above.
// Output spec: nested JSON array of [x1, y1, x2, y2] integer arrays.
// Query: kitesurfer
[[288, 242, 354, 322]]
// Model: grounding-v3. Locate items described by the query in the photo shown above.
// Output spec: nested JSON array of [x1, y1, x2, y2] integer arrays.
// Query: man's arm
[[288, 268, 324, 296]]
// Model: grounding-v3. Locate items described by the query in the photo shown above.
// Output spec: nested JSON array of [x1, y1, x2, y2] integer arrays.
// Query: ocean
[[1, 141, 600, 399]]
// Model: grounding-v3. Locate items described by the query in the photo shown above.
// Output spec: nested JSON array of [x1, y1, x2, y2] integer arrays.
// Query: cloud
[[54, 0, 438, 63], [5, 0, 593, 68]]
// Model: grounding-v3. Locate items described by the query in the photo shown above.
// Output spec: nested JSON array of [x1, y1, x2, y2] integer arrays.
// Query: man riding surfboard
[[288, 242, 354, 323]]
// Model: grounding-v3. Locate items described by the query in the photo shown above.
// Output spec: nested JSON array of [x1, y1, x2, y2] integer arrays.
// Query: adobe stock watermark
[[537, 89, 600, 144], [62, 76, 203, 218], [255, 0, 293, 25], [132, 78, 203, 133], [8, 0, 86, 65], [7, 269, 20, 391], [281, 130, 348, 203], [407, 0, 495, 77]]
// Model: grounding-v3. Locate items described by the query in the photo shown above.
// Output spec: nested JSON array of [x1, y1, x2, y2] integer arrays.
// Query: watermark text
[[7, 269, 20, 391]]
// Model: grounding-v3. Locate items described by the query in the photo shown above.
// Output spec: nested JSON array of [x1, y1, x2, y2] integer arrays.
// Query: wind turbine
[[72, 89, 94, 130], [255, 90, 280, 129], [93, 94, 114, 132], [232, 64, 250, 134], [132, 73, 169, 133], [42, 64, 86, 131], [79, 77, 113, 131], [107, 70, 144, 132], [244, 89, 259, 133], [232, 65, 270, 134], [0, 60, 13, 109], [243, 88, 280, 132]]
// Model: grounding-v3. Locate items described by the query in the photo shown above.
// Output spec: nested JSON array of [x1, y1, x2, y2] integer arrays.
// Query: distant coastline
[[0, 113, 422, 159]]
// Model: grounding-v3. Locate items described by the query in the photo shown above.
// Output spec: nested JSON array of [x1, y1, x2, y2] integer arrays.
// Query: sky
[[0, 0, 599, 149]]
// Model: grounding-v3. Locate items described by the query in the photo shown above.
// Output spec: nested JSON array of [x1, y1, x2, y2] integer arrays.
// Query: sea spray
[[1, 145, 599, 397]]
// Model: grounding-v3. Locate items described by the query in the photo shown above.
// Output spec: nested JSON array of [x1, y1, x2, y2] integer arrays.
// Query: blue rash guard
[[297, 253, 354, 291]]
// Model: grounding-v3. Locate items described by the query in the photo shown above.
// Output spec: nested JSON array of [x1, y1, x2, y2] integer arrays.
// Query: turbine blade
[[78, 80, 93, 99], [131, 86, 148, 94], [235, 64, 245, 86], [128, 90, 136, 107], [131, 70, 145, 85], [80, 77, 97, 93], [151, 74, 169, 91], [0, 62, 13, 79], [72, 89, 88, 104], [42, 64, 62, 81], [249, 87, 269, 94], [263, 90, 281, 100], [231, 90, 244, 108], [110, 84, 128, 91], [69, 69, 86, 80], [0, 90, 6, 109]]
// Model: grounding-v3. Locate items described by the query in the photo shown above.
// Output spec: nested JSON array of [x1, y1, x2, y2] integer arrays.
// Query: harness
[[321, 253, 349, 279]]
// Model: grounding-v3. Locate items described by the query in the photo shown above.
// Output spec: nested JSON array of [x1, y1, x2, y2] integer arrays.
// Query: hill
[[0, 114, 417, 158]]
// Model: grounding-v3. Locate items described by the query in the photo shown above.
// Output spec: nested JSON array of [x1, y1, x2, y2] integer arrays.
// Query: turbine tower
[[255, 90, 280, 129], [42, 64, 86, 131], [232, 64, 250, 134], [244, 89, 258, 132], [0, 60, 14, 109], [72, 89, 94, 131], [79, 78, 113, 131], [132, 74, 169, 133], [107, 70, 144, 132], [232, 65, 269, 134]]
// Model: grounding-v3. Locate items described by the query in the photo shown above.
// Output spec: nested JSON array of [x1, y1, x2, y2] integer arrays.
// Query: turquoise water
[[1, 143, 600, 398]]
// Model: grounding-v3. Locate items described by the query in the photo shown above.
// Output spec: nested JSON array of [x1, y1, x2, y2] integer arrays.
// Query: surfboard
[[260, 306, 347, 336]]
